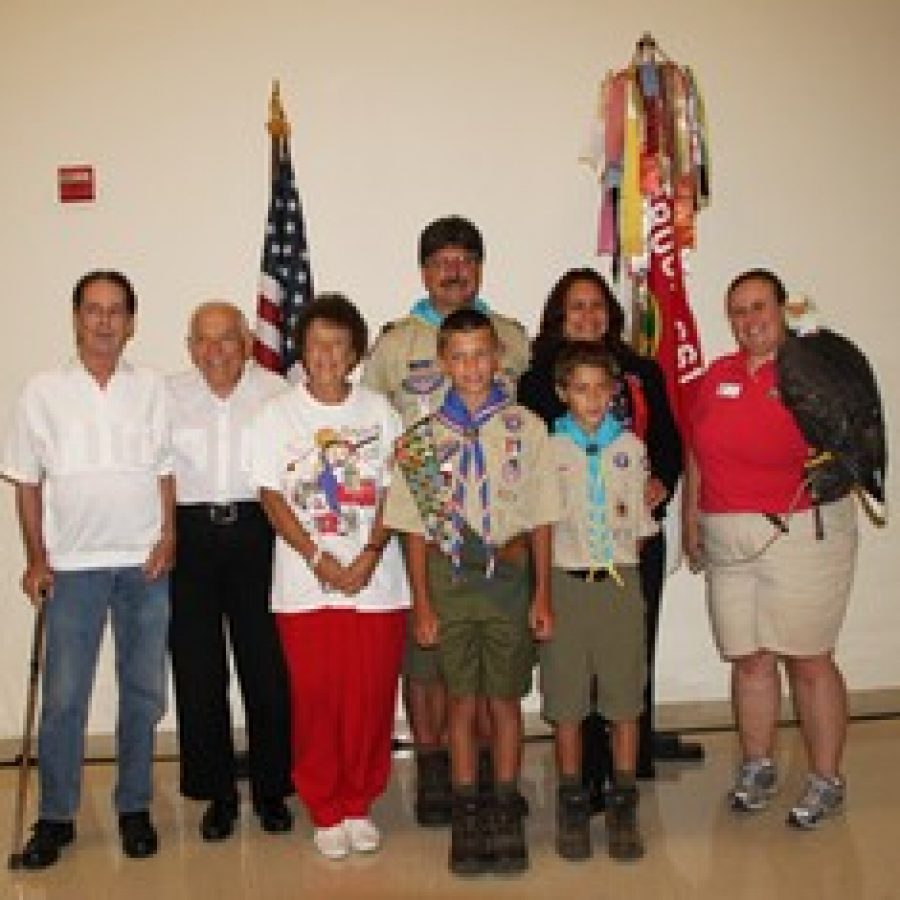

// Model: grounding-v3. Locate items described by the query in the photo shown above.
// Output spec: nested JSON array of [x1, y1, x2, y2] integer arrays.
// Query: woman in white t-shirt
[[250, 294, 410, 861]]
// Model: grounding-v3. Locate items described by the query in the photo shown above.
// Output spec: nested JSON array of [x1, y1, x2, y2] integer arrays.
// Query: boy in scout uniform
[[384, 308, 557, 875], [364, 215, 529, 826], [542, 342, 657, 862]]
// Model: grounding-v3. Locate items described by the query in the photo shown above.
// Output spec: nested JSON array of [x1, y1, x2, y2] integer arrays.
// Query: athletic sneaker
[[787, 774, 845, 829], [728, 758, 778, 812], [345, 817, 381, 853], [313, 823, 350, 860]]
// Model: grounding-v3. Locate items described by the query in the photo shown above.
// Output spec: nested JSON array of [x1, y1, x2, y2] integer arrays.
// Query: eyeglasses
[[424, 252, 481, 271]]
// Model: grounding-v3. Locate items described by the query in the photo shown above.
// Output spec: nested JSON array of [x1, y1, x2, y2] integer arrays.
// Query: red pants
[[276, 608, 406, 827]]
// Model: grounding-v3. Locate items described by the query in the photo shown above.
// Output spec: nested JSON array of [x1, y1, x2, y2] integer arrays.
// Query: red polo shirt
[[689, 351, 811, 514]]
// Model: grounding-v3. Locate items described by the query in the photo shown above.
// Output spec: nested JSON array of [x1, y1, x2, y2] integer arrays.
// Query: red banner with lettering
[[639, 190, 704, 432]]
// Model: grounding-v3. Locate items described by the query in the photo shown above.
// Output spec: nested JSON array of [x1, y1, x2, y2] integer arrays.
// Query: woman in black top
[[518, 268, 684, 807]]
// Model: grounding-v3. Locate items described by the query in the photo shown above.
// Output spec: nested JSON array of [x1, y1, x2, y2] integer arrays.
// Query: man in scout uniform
[[363, 215, 529, 826], [384, 308, 558, 875], [541, 342, 657, 862]]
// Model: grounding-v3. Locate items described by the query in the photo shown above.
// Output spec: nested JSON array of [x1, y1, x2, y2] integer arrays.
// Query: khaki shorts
[[702, 496, 858, 659], [428, 551, 534, 699], [540, 567, 646, 723]]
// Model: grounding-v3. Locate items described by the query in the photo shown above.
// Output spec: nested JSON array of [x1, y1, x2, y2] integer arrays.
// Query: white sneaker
[[313, 823, 350, 860], [344, 817, 381, 853]]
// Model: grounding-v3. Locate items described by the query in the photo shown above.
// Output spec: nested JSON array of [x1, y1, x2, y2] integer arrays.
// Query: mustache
[[439, 276, 465, 288]]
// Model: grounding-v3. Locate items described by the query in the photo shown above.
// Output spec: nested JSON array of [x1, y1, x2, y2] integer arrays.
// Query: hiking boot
[[415, 749, 452, 827], [556, 784, 592, 861], [477, 747, 530, 816], [729, 758, 778, 812], [20, 820, 75, 870], [606, 785, 645, 861], [787, 774, 845, 829], [449, 793, 489, 876], [489, 791, 528, 874]]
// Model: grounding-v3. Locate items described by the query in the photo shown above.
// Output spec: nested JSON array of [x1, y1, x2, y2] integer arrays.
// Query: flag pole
[[267, 79, 290, 180]]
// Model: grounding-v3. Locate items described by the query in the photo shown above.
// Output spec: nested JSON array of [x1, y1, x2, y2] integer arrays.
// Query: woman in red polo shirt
[[684, 269, 858, 830]]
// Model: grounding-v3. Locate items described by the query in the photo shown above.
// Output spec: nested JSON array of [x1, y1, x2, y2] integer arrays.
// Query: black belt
[[564, 569, 610, 582], [764, 505, 825, 541], [178, 501, 261, 526]]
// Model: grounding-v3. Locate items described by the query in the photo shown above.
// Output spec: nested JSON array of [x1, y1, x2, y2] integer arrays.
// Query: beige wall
[[0, 0, 897, 739]]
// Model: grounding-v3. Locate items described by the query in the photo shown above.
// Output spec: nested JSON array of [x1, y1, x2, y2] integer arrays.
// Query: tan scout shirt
[[362, 311, 529, 426], [551, 431, 658, 569], [384, 403, 560, 546]]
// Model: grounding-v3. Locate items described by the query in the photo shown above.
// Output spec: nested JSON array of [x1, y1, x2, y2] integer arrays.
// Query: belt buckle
[[209, 503, 238, 525]]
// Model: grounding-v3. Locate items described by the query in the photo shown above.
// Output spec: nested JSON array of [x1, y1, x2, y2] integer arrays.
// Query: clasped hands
[[313, 548, 379, 596]]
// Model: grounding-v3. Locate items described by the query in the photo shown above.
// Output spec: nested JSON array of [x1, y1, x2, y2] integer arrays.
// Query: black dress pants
[[170, 503, 292, 806]]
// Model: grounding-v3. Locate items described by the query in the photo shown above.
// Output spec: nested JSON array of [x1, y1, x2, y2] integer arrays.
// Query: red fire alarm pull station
[[58, 165, 95, 203]]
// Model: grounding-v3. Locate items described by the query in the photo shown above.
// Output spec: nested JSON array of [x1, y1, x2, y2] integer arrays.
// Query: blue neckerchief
[[554, 412, 623, 580], [437, 381, 509, 577], [409, 296, 491, 328]]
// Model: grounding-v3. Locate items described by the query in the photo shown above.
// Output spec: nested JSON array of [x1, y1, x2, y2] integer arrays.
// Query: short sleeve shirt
[[690, 352, 811, 513], [168, 363, 287, 504], [551, 431, 658, 569], [383, 403, 560, 545], [249, 382, 410, 613], [1, 360, 172, 571]]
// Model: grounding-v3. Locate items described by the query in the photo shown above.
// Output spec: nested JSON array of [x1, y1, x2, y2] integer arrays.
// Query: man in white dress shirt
[[168, 302, 293, 841], [2, 270, 174, 869]]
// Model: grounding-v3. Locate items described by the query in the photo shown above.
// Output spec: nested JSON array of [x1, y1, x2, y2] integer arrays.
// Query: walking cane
[[8, 599, 47, 870]]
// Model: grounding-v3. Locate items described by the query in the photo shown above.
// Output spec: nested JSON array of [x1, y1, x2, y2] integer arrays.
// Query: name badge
[[716, 382, 741, 398]]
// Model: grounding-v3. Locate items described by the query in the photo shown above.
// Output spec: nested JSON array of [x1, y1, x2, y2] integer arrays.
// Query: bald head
[[188, 301, 252, 397]]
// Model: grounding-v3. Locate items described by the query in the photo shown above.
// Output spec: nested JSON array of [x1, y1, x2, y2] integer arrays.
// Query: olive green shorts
[[403, 620, 442, 682], [426, 551, 534, 699], [539, 566, 646, 723]]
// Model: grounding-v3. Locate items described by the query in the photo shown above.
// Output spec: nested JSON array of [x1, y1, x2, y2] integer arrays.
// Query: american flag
[[253, 145, 313, 377]]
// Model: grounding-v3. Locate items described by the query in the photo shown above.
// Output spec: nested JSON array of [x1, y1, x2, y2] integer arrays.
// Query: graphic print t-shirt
[[250, 382, 410, 613]]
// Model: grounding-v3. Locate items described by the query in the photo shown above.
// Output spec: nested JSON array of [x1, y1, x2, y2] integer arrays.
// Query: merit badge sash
[[394, 417, 446, 542]]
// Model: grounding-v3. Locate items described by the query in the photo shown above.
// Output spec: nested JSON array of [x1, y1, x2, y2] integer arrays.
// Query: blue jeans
[[38, 567, 170, 820]]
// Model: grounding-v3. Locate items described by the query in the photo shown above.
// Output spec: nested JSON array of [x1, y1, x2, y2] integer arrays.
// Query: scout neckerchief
[[554, 411, 625, 585], [409, 296, 491, 328], [436, 382, 509, 577]]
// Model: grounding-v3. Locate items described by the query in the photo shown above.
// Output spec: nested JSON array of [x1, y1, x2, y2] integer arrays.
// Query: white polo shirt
[[1, 359, 172, 571], [249, 382, 411, 614], [168, 363, 287, 504]]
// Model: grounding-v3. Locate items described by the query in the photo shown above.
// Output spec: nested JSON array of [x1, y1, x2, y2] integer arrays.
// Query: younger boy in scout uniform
[[364, 215, 529, 826], [384, 308, 557, 875], [542, 342, 657, 862]]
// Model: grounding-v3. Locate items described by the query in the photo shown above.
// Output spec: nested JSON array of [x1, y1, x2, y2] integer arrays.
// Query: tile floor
[[2, 719, 898, 899]]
